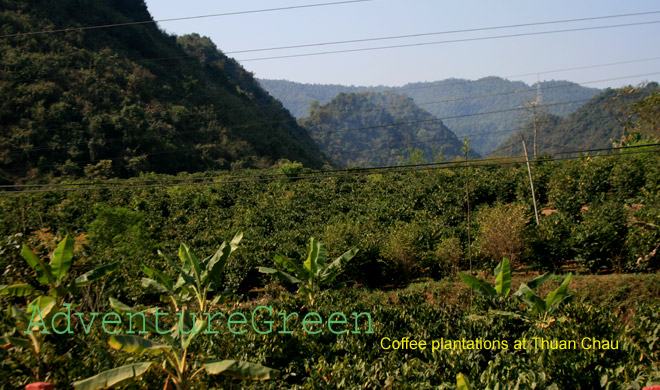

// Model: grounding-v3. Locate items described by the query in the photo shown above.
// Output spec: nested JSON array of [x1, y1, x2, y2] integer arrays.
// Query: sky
[[144, 0, 660, 89]]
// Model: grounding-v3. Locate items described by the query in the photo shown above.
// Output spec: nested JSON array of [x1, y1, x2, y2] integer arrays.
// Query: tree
[[629, 91, 660, 138], [307, 100, 320, 117]]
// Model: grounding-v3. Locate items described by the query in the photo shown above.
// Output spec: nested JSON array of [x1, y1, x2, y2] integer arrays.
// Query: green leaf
[[74, 263, 118, 287], [141, 265, 173, 292], [494, 257, 511, 297], [457, 373, 473, 390], [179, 244, 201, 289], [109, 298, 175, 345], [303, 237, 320, 275], [141, 278, 171, 293], [181, 316, 208, 350], [518, 284, 547, 315], [0, 283, 39, 297], [73, 362, 153, 390], [526, 272, 551, 290], [203, 244, 232, 287], [258, 267, 302, 285], [545, 273, 574, 309], [26, 295, 58, 327], [460, 272, 496, 296], [109, 335, 171, 354], [21, 244, 53, 285], [229, 232, 243, 252], [273, 253, 308, 279], [1, 336, 30, 348], [51, 234, 75, 281], [204, 360, 279, 380], [320, 246, 358, 286]]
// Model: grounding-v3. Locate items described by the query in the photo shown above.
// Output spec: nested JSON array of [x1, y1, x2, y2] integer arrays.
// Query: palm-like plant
[[258, 237, 358, 306], [73, 233, 278, 390], [460, 257, 574, 326], [0, 234, 117, 382]]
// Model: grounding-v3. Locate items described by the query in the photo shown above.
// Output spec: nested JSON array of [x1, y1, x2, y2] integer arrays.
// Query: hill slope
[[300, 92, 466, 167], [258, 77, 601, 155], [0, 0, 326, 184], [490, 83, 660, 157]]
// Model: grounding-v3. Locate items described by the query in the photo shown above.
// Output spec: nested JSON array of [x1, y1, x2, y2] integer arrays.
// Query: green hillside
[[299, 92, 467, 167], [490, 83, 660, 157], [0, 0, 326, 184], [258, 77, 601, 155]]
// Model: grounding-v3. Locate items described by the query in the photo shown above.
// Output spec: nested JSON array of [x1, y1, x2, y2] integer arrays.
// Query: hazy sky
[[144, 0, 660, 88]]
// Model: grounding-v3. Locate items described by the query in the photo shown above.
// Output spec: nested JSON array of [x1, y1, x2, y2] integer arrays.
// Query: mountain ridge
[[258, 77, 601, 155]]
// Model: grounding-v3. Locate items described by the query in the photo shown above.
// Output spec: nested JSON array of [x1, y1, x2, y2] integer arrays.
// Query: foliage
[[0, 1, 326, 184], [461, 258, 574, 326], [73, 235, 278, 390], [474, 202, 529, 268], [299, 92, 466, 167], [259, 237, 358, 305], [492, 83, 660, 157], [0, 234, 116, 382], [628, 88, 660, 138]]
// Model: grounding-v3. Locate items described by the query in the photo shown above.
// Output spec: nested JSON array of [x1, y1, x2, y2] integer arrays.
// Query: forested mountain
[[259, 77, 601, 155], [490, 83, 660, 157], [0, 0, 326, 184], [300, 92, 467, 167]]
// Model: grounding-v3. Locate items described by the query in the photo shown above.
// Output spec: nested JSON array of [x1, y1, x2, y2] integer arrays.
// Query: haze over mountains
[[301, 92, 466, 167], [259, 77, 602, 155], [490, 82, 660, 157]]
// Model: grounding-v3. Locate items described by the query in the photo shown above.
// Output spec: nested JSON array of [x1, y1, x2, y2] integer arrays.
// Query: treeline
[[1, 144, 659, 301]]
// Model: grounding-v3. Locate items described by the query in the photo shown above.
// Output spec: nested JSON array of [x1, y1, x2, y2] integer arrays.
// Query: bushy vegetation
[[299, 92, 466, 167], [1, 150, 659, 388], [0, 0, 326, 185], [2, 148, 659, 296]]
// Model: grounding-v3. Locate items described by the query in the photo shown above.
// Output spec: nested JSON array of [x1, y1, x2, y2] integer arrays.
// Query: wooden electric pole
[[522, 135, 540, 225]]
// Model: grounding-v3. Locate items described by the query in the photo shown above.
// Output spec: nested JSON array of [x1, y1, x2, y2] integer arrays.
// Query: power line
[[0, 98, 592, 170], [2, 144, 658, 194], [5, 70, 654, 158], [238, 20, 660, 61], [321, 99, 592, 135], [0, 79, 651, 175], [225, 10, 660, 54], [0, 110, 623, 183], [334, 112, 623, 157], [0, 0, 372, 39]]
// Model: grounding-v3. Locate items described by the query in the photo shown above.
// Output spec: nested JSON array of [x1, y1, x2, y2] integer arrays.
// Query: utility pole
[[461, 138, 473, 273], [521, 76, 543, 159], [522, 135, 540, 225]]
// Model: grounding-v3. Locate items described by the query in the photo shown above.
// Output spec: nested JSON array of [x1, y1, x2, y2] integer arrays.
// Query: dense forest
[[491, 82, 660, 157], [0, 0, 327, 185], [299, 92, 467, 167], [259, 77, 601, 155]]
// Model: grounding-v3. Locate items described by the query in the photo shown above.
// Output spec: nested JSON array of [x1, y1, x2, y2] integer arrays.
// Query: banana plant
[[459, 257, 514, 297], [0, 234, 117, 382], [460, 258, 574, 326], [73, 233, 279, 390], [0, 234, 118, 304], [258, 237, 359, 306]]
